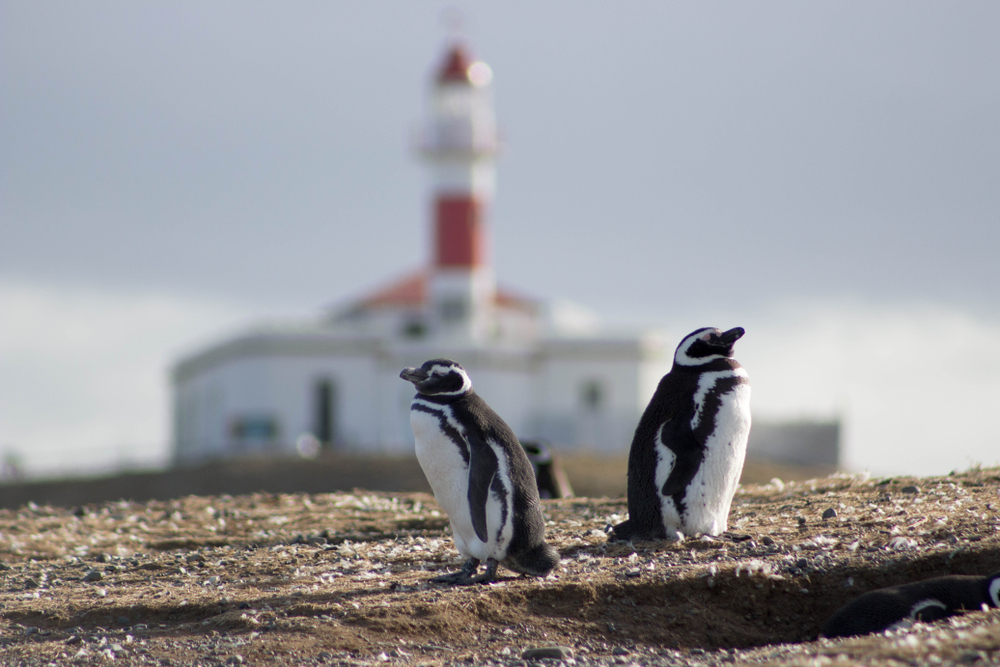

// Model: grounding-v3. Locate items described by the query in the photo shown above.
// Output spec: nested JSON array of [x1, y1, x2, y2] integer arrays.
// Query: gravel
[[0, 467, 996, 666]]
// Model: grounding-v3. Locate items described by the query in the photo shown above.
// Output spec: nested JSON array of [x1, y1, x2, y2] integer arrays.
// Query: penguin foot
[[607, 519, 633, 542], [452, 558, 499, 586], [610, 519, 678, 543], [721, 532, 753, 542], [430, 557, 480, 584]]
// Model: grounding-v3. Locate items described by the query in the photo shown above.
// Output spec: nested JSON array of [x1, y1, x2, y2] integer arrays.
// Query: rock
[[83, 569, 103, 582], [822, 508, 837, 519], [225, 655, 244, 665], [522, 646, 574, 660], [761, 536, 775, 546], [612, 646, 630, 655], [901, 485, 921, 494]]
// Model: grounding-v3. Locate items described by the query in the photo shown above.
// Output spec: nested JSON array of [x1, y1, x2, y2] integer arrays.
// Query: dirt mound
[[0, 468, 997, 666]]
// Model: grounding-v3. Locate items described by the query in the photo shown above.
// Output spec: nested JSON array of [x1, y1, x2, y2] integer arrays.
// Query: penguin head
[[400, 358, 473, 397], [521, 439, 552, 465], [674, 327, 745, 366], [988, 572, 1000, 608]]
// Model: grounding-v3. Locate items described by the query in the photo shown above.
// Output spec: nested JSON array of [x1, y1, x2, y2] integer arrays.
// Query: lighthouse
[[421, 42, 499, 344], [171, 38, 677, 465]]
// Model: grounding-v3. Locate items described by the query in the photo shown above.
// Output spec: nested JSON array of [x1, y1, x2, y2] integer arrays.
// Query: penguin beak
[[400, 367, 429, 383], [716, 327, 745, 346]]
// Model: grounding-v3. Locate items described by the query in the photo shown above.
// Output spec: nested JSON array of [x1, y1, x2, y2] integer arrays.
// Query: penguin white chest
[[687, 372, 751, 534], [409, 403, 510, 561], [656, 369, 751, 536]]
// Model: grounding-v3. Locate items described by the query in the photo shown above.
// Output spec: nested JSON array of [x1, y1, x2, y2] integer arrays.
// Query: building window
[[581, 380, 604, 412], [401, 319, 427, 339], [230, 415, 280, 450], [314, 379, 336, 449]]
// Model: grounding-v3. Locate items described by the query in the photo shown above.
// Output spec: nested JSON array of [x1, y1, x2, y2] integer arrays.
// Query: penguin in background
[[612, 327, 750, 542], [520, 439, 574, 499], [822, 572, 1000, 638], [400, 359, 559, 585]]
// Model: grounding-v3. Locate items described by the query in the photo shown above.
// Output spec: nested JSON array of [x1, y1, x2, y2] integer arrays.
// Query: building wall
[[172, 331, 674, 463], [173, 330, 841, 469], [174, 348, 384, 463]]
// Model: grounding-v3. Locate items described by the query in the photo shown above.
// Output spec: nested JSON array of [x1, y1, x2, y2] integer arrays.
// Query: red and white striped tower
[[421, 42, 499, 344]]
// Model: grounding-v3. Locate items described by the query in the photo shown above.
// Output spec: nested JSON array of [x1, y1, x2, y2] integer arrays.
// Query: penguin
[[400, 359, 559, 585], [821, 572, 1000, 638], [521, 439, 574, 499], [611, 327, 750, 542]]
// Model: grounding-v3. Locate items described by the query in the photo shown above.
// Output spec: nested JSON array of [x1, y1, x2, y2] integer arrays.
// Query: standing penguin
[[821, 572, 1000, 638], [521, 439, 574, 499], [612, 327, 750, 541], [400, 359, 559, 585]]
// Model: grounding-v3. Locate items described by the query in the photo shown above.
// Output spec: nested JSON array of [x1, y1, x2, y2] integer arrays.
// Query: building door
[[314, 379, 336, 450]]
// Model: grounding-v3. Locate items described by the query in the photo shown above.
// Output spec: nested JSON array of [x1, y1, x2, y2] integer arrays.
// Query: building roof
[[345, 269, 538, 314]]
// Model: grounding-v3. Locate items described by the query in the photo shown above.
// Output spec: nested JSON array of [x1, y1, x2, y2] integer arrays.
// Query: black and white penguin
[[822, 572, 1000, 638], [400, 359, 560, 585], [521, 439, 574, 499], [611, 327, 751, 542]]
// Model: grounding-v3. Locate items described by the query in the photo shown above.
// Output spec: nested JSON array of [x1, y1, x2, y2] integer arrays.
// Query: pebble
[[611, 646, 630, 655], [822, 508, 837, 519], [522, 646, 574, 660], [901, 485, 921, 494], [83, 569, 103, 582]]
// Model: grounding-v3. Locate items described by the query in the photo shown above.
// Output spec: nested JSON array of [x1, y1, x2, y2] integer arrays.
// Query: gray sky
[[2, 2, 999, 477]]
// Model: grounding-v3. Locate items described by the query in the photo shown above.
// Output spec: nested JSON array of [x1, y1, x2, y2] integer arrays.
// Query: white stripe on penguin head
[[908, 598, 947, 620], [989, 577, 1000, 607], [429, 362, 473, 397], [674, 328, 725, 366]]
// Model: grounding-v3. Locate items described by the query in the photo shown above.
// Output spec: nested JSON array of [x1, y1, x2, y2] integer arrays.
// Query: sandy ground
[[0, 467, 998, 666]]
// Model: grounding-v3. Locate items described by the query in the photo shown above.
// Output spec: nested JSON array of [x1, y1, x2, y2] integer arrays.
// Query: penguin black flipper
[[467, 431, 499, 544], [658, 417, 704, 498]]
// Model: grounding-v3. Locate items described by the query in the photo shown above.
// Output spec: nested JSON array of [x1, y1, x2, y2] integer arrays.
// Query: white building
[[171, 42, 673, 465]]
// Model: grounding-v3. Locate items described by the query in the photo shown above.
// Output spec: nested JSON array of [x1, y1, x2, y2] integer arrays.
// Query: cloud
[[0, 280, 252, 477], [740, 298, 1000, 476], [2, 281, 997, 480]]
